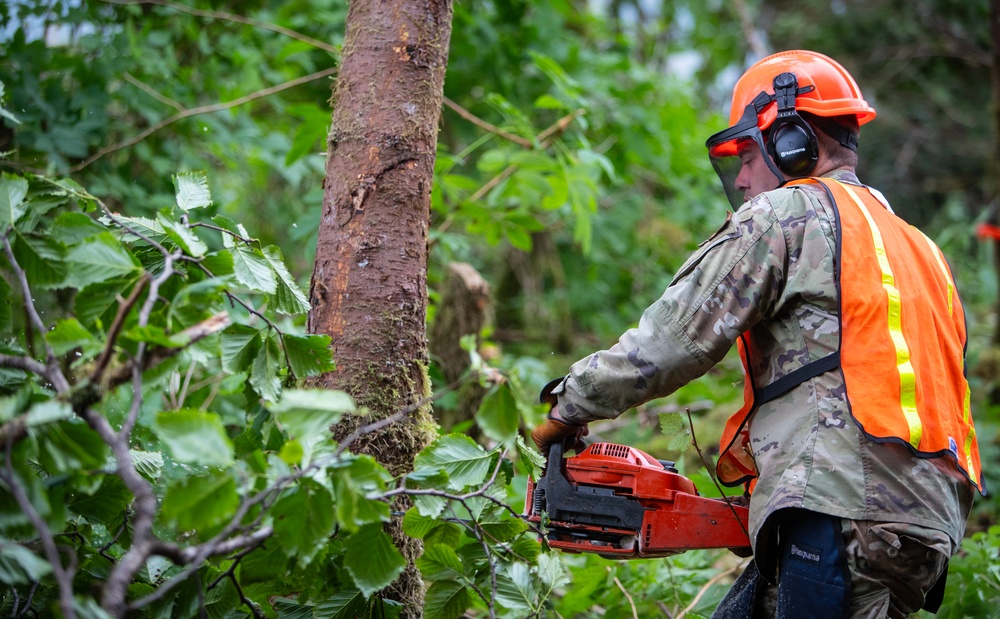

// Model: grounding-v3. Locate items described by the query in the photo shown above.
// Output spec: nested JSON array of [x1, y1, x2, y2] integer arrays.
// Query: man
[[530, 50, 984, 618]]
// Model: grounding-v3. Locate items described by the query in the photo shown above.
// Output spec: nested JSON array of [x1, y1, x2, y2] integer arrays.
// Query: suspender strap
[[755, 352, 841, 406]]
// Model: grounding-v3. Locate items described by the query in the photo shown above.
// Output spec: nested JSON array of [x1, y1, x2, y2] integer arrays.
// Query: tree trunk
[[428, 262, 492, 431], [307, 0, 453, 614]]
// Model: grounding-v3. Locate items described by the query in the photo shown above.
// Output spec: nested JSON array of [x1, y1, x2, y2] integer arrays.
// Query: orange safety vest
[[716, 178, 984, 494]]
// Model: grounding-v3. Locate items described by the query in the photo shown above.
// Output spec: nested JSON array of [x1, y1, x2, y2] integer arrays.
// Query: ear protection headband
[[765, 72, 819, 177]]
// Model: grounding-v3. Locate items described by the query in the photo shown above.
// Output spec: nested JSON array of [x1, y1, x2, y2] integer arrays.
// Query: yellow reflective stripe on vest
[[838, 182, 922, 449], [918, 230, 955, 316], [964, 386, 976, 481]]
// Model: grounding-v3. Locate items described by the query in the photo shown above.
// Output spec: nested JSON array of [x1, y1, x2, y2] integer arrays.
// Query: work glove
[[531, 407, 588, 456], [532, 377, 589, 456]]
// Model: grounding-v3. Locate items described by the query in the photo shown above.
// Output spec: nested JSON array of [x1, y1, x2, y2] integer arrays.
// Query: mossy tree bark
[[307, 0, 453, 614]]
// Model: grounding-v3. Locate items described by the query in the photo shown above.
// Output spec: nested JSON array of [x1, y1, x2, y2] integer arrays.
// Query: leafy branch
[[0, 168, 558, 619], [66, 67, 338, 173]]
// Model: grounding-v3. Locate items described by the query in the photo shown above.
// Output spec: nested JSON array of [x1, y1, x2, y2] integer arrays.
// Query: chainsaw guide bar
[[525, 441, 751, 559]]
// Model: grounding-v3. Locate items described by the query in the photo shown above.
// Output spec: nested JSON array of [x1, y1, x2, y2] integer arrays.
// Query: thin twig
[[1, 233, 70, 393], [134, 525, 274, 611], [67, 67, 338, 173], [537, 108, 585, 144], [610, 569, 639, 619], [685, 408, 751, 542], [123, 72, 186, 112], [0, 354, 50, 378], [468, 164, 518, 203], [102, 0, 338, 54], [1, 436, 77, 619], [98, 510, 130, 561], [466, 108, 585, 204], [675, 560, 747, 619], [443, 97, 533, 148], [190, 221, 253, 244], [453, 502, 499, 619], [90, 274, 150, 385], [176, 359, 198, 408]]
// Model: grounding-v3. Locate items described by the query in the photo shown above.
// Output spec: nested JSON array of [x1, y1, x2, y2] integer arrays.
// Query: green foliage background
[[0, 0, 998, 617]]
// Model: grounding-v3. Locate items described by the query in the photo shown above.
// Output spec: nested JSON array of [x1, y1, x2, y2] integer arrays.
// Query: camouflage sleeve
[[554, 194, 787, 423]]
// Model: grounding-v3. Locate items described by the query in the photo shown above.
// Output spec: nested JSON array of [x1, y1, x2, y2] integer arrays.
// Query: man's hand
[[530, 407, 588, 456]]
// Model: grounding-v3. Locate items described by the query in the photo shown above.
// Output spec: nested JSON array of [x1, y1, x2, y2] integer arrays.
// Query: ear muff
[[765, 72, 818, 177]]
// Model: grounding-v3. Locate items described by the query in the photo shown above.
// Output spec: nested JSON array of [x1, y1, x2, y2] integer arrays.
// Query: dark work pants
[[712, 510, 850, 619]]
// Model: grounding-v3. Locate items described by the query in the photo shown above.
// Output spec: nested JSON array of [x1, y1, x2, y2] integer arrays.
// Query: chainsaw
[[525, 440, 751, 559]]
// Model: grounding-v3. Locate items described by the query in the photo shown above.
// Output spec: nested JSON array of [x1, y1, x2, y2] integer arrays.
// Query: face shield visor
[[705, 94, 785, 210]]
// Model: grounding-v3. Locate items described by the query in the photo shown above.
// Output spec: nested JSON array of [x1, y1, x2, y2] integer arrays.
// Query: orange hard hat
[[728, 50, 876, 131]]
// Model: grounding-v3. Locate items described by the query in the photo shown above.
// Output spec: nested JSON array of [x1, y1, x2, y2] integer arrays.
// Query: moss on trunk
[[307, 0, 453, 615]]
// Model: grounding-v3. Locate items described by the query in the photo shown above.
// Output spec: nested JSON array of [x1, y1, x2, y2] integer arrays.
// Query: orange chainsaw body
[[525, 442, 751, 559]]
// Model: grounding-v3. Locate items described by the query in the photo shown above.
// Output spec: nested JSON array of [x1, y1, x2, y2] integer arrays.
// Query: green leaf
[[36, 417, 108, 473], [39, 177, 96, 212], [315, 587, 366, 619], [517, 435, 545, 481], [0, 172, 28, 229], [414, 434, 494, 490], [509, 535, 542, 563], [413, 494, 448, 519], [220, 324, 261, 374], [229, 243, 277, 294], [423, 580, 472, 619], [161, 472, 239, 533], [201, 250, 233, 276], [659, 412, 693, 453], [330, 455, 392, 530], [476, 382, 520, 442], [272, 478, 336, 568], [285, 106, 329, 166], [159, 215, 207, 257], [263, 245, 310, 315], [536, 553, 570, 594], [75, 277, 139, 327], [45, 318, 99, 356], [278, 440, 304, 464], [271, 388, 353, 464], [402, 508, 438, 539], [534, 94, 566, 109], [426, 522, 462, 548], [477, 149, 510, 174], [53, 212, 107, 244], [11, 230, 66, 289], [417, 544, 465, 581], [273, 599, 315, 619], [495, 562, 536, 611], [249, 330, 282, 402], [121, 325, 192, 348], [130, 450, 163, 482], [67, 475, 132, 525], [63, 233, 141, 290], [480, 518, 528, 543], [104, 215, 166, 243], [155, 409, 234, 468], [271, 387, 355, 415], [173, 171, 213, 211], [72, 596, 114, 619], [283, 333, 335, 378], [343, 523, 406, 598], [0, 541, 52, 585]]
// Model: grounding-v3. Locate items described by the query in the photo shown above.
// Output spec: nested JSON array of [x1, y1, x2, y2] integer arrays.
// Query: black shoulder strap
[[755, 352, 841, 406]]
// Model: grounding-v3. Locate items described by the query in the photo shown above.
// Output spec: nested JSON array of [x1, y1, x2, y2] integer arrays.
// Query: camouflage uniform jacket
[[552, 168, 976, 559]]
